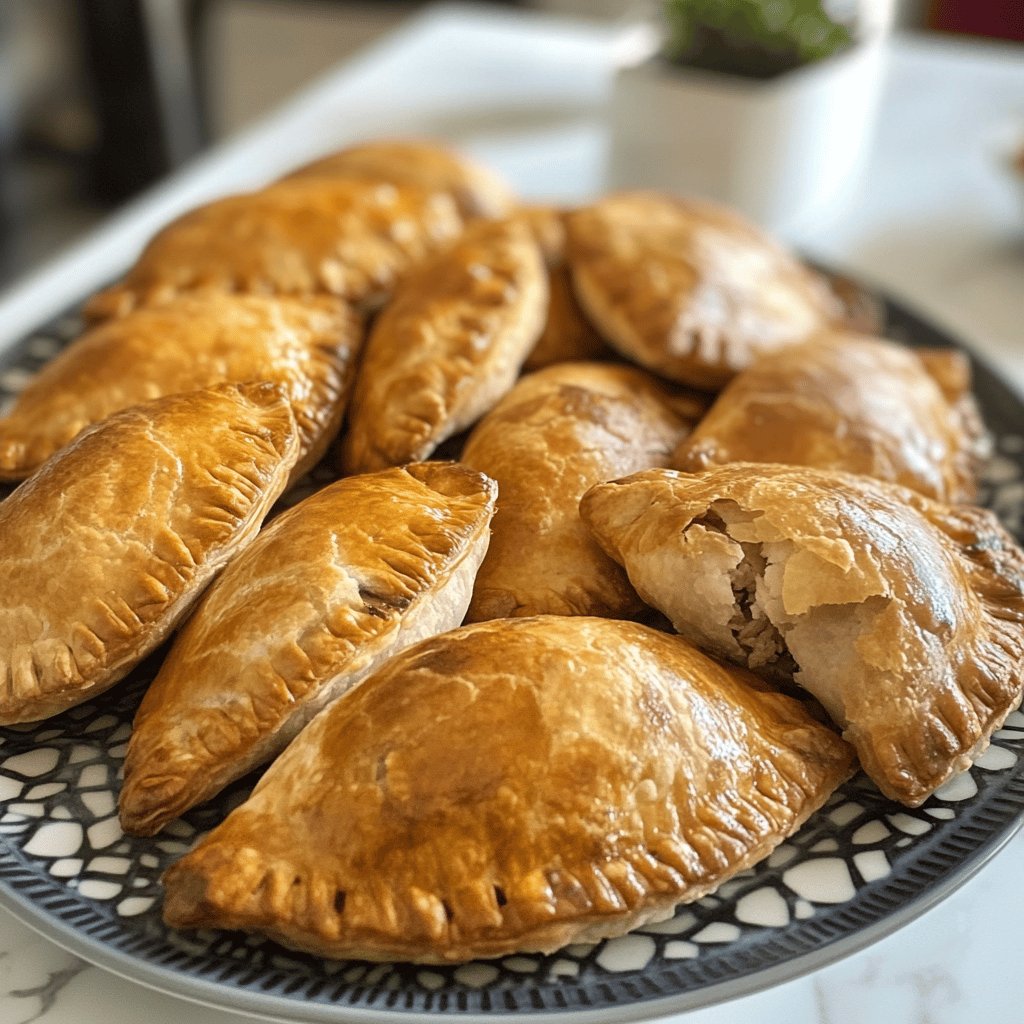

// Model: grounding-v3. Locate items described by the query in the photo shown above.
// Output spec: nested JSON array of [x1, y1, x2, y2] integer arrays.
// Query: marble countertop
[[0, 5, 1022, 1022]]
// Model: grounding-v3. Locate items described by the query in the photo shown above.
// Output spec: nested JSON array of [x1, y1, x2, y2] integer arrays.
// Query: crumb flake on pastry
[[340, 217, 548, 474], [461, 362, 694, 621], [674, 333, 989, 502], [581, 464, 1024, 806], [161, 615, 854, 962], [0, 293, 362, 482], [565, 192, 843, 389], [119, 462, 497, 836], [514, 206, 609, 370], [0, 383, 300, 725], [284, 138, 516, 219], [84, 179, 463, 321]]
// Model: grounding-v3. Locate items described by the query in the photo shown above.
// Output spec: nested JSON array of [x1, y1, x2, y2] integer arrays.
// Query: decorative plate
[[0, 293, 1022, 1023]]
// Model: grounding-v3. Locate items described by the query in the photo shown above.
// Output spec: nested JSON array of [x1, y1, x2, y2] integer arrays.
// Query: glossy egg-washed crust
[[461, 362, 694, 621], [284, 139, 516, 219], [83, 179, 463, 321], [565, 193, 843, 389], [120, 462, 497, 836], [0, 384, 300, 725], [340, 217, 548, 473], [581, 465, 1024, 805], [515, 206, 610, 370], [675, 333, 989, 502], [162, 616, 855, 962], [0, 294, 362, 482]]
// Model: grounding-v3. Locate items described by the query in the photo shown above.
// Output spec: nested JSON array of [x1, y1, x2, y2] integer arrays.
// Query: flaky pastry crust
[[120, 462, 497, 836], [0, 384, 300, 725], [675, 333, 989, 502], [84, 179, 463, 321], [340, 217, 547, 473], [461, 362, 693, 621], [161, 616, 854, 962], [0, 294, 362, 482], [565, 193, 842, 389], [514, 206, 609, 370], [285, 139, 516, 219], [582, 464, 1024, 805]]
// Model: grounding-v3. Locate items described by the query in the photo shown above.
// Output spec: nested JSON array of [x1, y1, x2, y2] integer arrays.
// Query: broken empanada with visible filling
[[161, 615, 854, 962], [515, 206, 610, 371], [581, 465, 1024, 806], [675, 333, 988, 502], [285, 138, 516, 219], [565, 192, 843, 389], [340, 217, 547, 474], [461, 362, 695, 621], [0, 293, 361, 482], [84, 179, 463, 321], [0, 383, 300, 725], [120, 462, 497, 836]]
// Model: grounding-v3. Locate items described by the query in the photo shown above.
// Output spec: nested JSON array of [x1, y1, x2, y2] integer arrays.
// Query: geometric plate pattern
[[1, 293, 1023, 1020]]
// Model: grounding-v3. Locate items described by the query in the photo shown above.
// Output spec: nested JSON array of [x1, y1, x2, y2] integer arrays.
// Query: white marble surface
[[0, 5, 1022, 1022]]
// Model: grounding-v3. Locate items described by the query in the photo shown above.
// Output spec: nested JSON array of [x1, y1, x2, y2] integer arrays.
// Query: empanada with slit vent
[[565, 193, 843, 389], [84, 179, 462, 321], [0, 383, 299, 725], [161, 615, 854, 962], [581, 465, 1024, 805], [674, 333, 988, 502], [0, 293, 361, 482], [285, 139, 515, 219], [340, 217, 547, 474], [120, 462, 497, 836]]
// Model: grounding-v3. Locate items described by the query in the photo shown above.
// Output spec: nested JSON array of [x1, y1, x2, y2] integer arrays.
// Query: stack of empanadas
[[0, 137, 1020, 968]]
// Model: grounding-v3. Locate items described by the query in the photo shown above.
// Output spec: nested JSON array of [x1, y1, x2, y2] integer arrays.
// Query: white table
[[0, 6, 1022, 1022]]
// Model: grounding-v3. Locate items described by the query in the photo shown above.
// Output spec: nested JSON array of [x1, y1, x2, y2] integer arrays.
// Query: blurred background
[[0, 0, 1020, 288]]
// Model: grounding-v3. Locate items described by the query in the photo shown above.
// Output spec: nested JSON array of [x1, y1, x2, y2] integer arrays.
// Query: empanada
[[161, 616, 854, 962], [818, 269, 886, 336], [0, 294, 361, 482], [84, 179, 463, 321], [461, 362, 693, 621], [340, 217, 547, 474], [120, 462, 497, 836], [516, 206, 609, 371], [565, 193, 843, 389], [675, 333, 988, 502], [0, 383, 299, 725], [581, 465, 1024, 805], [285, 139, 515, 218]]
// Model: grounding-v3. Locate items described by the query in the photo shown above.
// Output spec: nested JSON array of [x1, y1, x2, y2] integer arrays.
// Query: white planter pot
[[607, 34, 890, 236]]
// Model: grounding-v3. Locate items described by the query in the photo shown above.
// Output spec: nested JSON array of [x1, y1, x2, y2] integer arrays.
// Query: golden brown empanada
[[675, 333, 988, 502], [581, 465, 1024, 805], [515, 206, 609, 371], [565, 193, 843, 389], [285, 138, 515, 219], [120, 462, 497, 836], [461, 362, 693, 621], [161, 615, 854, 962], [84, 179, 463, 321], [0, 383, 299, 725], [0, 294, 361, 482], [340, 217, 547, 474], [818, 268, 886, 336]]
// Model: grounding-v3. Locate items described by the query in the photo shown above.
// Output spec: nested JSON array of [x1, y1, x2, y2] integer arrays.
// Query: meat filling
[[691, 509, 798, 680]]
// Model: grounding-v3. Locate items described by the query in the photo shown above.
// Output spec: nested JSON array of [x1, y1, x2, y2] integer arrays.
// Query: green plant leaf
[[662, 0, 855, 78]]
